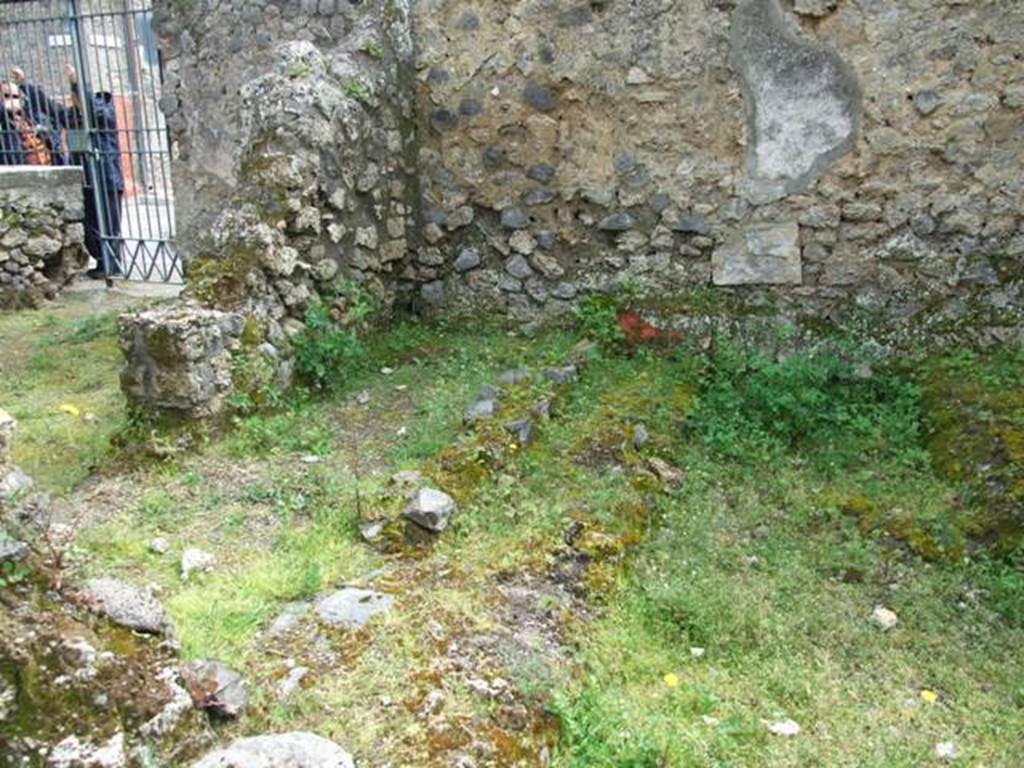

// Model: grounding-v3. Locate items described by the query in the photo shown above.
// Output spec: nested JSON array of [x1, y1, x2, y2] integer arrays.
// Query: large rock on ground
[[0, 466, 33, 501], [403, 487, 456, 532], [0, 410, 33, 503], [46, 732, 126, 768], [314, 588, 393, 630], [81, 578, 170, 634], [191, 732, 354, 768]]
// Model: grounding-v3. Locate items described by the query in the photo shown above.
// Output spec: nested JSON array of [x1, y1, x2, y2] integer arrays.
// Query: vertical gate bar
[[133, 5, 170, 278], [133, 6, 160, 259], [67, 0, 112, 279], [110, 5, 132, 277], [40, 7, 66, 167], [96, 3, 122, 275], [107, 1, 137, 278], [122, 5, 150, 278], [5, 16, 18, 167], [150, 10, 177, 277], [124, 8, 147, 279], [122, 7, 145, 278]]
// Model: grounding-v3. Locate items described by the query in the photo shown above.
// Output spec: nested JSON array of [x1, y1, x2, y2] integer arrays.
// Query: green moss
[[916, 350, 1024, 554], [0, 294, 130, 492], [240, 315, 265, 348], [285, 62, 312, 79], [185, 251, 258, 308], [839, 494, 881, 535]]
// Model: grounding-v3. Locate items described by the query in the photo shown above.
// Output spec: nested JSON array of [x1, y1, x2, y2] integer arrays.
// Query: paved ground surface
[[64, 276, 184, 301]]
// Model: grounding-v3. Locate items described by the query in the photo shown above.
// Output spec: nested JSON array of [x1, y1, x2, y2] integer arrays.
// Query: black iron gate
[[0, 0, 180, 283]]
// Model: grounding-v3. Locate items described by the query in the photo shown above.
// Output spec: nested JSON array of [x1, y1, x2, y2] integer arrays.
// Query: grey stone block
[[712, 222, 802, 286]]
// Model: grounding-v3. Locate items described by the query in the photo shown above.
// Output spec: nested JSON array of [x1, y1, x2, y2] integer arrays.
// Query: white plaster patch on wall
[[733, 0, 861, 204], [752, 70, 854, 182]]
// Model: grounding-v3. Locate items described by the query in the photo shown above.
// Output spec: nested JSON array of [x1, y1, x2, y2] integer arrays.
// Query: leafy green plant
[[0, 558, 29, 588], [360, 39, 385, 59], [229, 350, 282, 415], [229, 409, 333, 457], [290, 280, 377, 392], [574, 294, 625, 351], [344, 79, 371, 105], [292, 302, 366, 391], [689, 342, 925, 469], [325, 277, 379, 326]]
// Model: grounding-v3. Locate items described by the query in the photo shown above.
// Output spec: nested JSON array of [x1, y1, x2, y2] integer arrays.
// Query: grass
[[0, 292, 134, 492], [3, 301, 1022, 765], [551, 454, 1024, 766]]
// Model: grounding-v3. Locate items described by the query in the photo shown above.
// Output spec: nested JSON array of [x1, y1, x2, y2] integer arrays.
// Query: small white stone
[[300, 455, 321, 464], [626, 66, 652, 85], [766, 719, 801, 737], [181, 548, 216, 580], [870, 605, 899, 630], [419, 688, 445, 716], [149, 537, 170, 555], [690, 647, 705, 659], [935, 741, 958, 761], [276, 666, 309, 699], [380, 367, 395, 376], [356, 389, 371, 405], [509, 230, 536, 256]]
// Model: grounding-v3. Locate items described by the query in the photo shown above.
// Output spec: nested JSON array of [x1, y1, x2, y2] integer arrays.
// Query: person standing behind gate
[[0, 82, 52, 166], [10, 67, 66, 165], [51, 65, 124, 279], [0, 83, 28, 165]]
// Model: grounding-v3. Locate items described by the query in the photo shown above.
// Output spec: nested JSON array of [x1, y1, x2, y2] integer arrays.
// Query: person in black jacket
[[51, 65, 124, 278], [10, 67, 65, 165]]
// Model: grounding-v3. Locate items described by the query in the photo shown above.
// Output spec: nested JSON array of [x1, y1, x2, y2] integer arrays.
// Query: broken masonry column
[[120, 1, 419, 422], [119, 302, 245, 422]]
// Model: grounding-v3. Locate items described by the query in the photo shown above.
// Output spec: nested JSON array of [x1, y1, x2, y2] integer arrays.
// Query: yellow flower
[[59, 403, 81, 417], [663, 673, 680, 688], [921, 690, 938, 704]]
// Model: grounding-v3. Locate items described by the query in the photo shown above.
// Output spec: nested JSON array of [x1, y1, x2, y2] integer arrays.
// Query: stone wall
[[413, 0, 1023, 333], [125, 0, 1023, 419], [154, 0, 417, 320], [0, 167, 87, 309]]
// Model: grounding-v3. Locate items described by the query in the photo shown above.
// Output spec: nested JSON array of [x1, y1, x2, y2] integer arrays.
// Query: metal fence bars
[[0, 0, 179, 283]]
